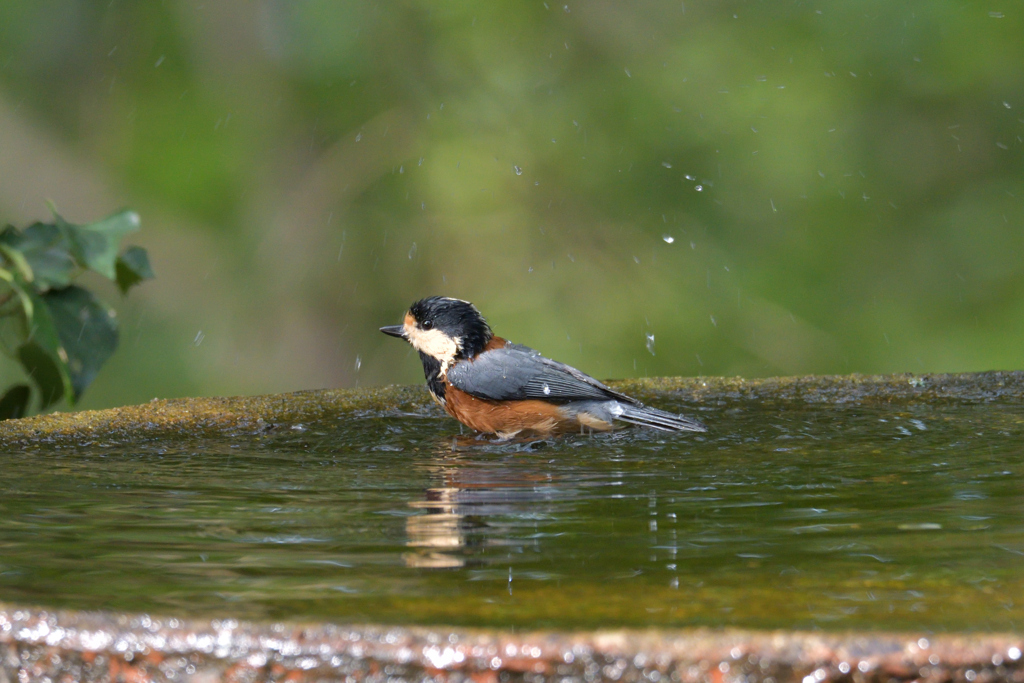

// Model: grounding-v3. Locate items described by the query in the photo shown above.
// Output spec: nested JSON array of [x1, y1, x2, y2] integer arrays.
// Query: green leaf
[[59, 209, 140, 281], [0, 267, 34, 325], [0, 222, 76, 290], [0, 384, 31, 420], [42, 285, 119, 401], [0, 209, 140, 411], [17, 341, 70, 410], [0, 242, 35, 283], [115, 245, 155, 294], [17, 286, 74, 409], [18, 287, 73, 408]]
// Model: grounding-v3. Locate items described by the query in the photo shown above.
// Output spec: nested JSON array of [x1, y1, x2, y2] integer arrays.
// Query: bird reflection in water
[[404, 437, 567, 569]]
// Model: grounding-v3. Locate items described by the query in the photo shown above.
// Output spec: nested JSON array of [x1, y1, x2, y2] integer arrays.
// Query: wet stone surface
[[0, 371, 1023, 681], [1, 607, 1023, 683]]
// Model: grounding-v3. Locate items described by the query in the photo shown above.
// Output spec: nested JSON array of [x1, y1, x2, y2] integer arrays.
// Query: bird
[[380, 296, 706, 439]]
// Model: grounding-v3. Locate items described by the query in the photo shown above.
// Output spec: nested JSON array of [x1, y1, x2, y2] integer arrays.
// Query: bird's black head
[[380, 296, 493, 362]]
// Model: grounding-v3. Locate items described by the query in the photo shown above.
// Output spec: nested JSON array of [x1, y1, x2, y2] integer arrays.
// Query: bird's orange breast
[[441, 381, 570, 437]]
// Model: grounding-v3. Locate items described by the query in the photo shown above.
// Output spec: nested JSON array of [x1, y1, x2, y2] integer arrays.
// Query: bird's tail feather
[[617, 404, 707, 432]]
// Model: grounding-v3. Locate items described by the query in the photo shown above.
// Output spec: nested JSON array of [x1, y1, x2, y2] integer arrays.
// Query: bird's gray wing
[[446, 343, 639, 405]]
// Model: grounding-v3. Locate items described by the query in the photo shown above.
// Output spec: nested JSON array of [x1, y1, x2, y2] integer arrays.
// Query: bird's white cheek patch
[[404, 323, 460, 364]]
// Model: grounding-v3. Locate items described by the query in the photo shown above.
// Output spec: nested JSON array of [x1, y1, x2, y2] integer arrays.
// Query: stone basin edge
[[1, 602, 1022, 683], [0, 370, 1021, 443]]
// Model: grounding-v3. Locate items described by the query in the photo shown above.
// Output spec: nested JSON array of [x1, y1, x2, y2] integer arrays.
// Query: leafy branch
[[0, 208, 154, 420]]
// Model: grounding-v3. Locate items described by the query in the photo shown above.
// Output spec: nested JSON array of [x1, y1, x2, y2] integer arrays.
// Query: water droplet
[[354, 132, 362, 142], [646, 333, 656, 355], [685, 174, 695, 181], [989, 11, 1004, 17], [710, 315, 717, 327], [662, 234, 675, 244], [354, 355, 362, 372], [624, 68, 632, 78], [514, 165, 523, 175], [695, 185, 703, 191], [661, 161, 672, 169], [193, 331, 205, 346], [1003, 102, 1012, 109], [542, 384, 551, 395], [408, 242, 417, 259]]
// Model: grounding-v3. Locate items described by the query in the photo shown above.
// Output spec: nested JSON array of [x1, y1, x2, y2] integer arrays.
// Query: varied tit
[[380, 296, 706, 438]]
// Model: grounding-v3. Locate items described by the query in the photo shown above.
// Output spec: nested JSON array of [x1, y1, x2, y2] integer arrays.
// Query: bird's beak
[[379, 325, 407, 339]]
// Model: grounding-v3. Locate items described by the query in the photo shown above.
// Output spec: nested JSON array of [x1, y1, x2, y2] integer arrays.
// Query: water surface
[[1, 395, 1021, 631]]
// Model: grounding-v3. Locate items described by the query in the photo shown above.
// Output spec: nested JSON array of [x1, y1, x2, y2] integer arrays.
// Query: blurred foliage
[[0, 209, 152, 417], [0, 1, 1021, 407]]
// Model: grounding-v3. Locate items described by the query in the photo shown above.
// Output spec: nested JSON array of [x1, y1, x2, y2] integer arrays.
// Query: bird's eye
[[421, 320, 433, 330]]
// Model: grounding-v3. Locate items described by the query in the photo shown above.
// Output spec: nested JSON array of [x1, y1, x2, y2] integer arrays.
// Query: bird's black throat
[[419, 352, 447, 403]]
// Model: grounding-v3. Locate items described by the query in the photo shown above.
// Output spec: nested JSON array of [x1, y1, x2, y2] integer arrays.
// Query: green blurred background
[[0, 1, 1021, 410]]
